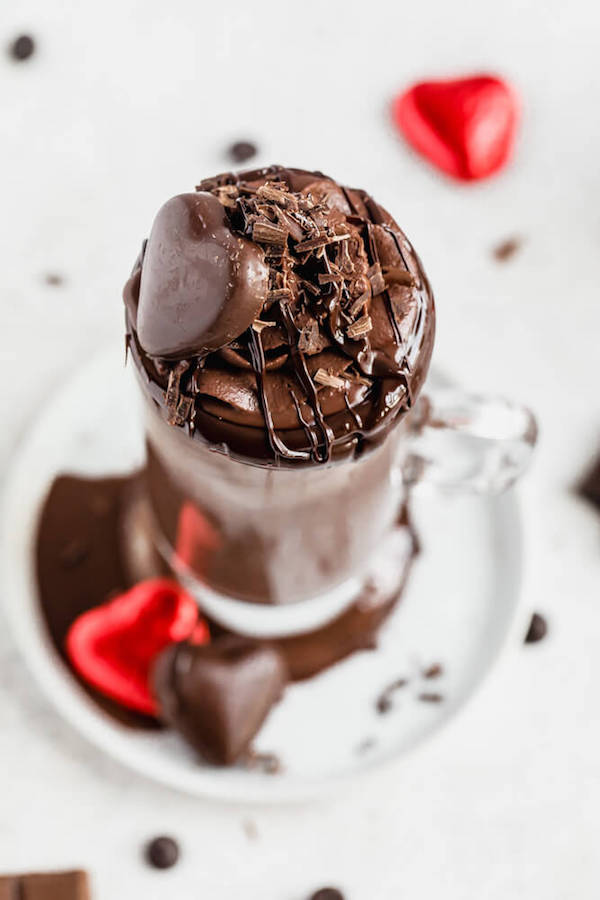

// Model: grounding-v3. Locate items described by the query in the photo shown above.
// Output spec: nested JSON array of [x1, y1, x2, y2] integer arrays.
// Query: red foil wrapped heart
[[66, 578, 208, 715], [393, 74, 519, 181]]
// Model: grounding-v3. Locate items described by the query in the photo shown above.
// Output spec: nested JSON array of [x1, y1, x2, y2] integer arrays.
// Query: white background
[[1, 0, 600, 897]]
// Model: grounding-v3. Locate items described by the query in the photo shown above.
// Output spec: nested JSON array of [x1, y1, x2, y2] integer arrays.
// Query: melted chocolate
[[35, 473, 417, 721], [125, 165, 435, 466]]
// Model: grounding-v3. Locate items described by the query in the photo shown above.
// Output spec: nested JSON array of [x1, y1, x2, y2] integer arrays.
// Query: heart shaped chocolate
[[393, 75, 518, 181], [136, 192, 269, 358], [66, 578, 208, 715], [153, 636, 287, 765]]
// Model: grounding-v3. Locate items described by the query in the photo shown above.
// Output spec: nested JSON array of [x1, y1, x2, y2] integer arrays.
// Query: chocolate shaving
[[314, 368, 347, 390], [252, 319, 276, 333], [257, 183, 298, 210], [294, 232, 350, 253], [423, 663, 443, 679], [275, 208, 305, 241], [165, 361, 191, 425], [383, 266, 415, 287], [418, 692, 444, 703], [267, 288, 293, 301], [367, 262, 386, 296], [348, 290, 370, 318], [346, 314, 372, 339], [252, 220, 287, 245], [298, 319, 320, 353]]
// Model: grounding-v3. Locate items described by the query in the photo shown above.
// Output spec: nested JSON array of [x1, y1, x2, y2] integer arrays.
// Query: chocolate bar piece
[[0, 871, 90, 900]]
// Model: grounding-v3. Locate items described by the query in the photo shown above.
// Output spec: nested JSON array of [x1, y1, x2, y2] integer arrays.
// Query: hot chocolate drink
[[124, 165, 435, 615]]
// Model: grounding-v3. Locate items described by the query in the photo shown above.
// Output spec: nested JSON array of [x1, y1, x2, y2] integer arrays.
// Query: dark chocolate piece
[[125, 165, 435, 466], [309, 888, 345, 900], [136, 192, 269, 357], [9, 34, 35, 61], [524, 612, 548, 644], [229, 141, 258, 163], [0, 871, 90, 900], [145, 836, 180, 869], [375, 677, 409, 714], [153, 636, 287, 765], [492, 236, 522, 261]]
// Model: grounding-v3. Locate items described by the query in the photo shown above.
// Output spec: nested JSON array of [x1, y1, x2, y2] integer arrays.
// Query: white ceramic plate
[[1, 345, 526, 802]]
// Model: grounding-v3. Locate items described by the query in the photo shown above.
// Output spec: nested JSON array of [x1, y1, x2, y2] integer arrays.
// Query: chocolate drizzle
[[125, 166, 435, 466]]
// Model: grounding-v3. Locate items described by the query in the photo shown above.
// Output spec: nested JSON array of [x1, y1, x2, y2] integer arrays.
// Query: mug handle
[[402, 388, 538, 494]]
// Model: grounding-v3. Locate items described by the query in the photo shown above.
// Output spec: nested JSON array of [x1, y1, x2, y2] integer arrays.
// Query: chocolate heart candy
[[153, 636, 287, 765], [65, 578, 208, 716], [137, 192, 269, 358]]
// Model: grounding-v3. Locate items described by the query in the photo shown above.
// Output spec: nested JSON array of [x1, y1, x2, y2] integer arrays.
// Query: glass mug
[[140, 378, 536, 639]]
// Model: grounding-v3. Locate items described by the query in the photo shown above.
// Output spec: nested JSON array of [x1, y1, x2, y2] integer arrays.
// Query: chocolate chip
[[145, 836, 180, 869], [44, 272, 64, 287], [228, 140, 258, 163], [9, 34, 35, 61], [577, 456, 600, 511], [418, 692, 443, 703], [309, 889, 345, 900], [492, 236, 522, 262], [524, 612, 548, 644], [423, 662, 443, 679]]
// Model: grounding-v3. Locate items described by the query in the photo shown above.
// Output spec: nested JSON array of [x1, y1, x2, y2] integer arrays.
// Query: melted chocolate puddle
[[35, 473, 417, 726]]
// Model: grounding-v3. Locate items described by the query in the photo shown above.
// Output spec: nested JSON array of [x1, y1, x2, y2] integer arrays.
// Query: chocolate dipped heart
[[153, 636, 287, 765], [135, 192, 269, 358], [393, 75, 518, 181], [66, 578, 208, 716]]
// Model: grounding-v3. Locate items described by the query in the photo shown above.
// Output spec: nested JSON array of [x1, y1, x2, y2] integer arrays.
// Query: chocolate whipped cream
[[125, 165, 435, 466]]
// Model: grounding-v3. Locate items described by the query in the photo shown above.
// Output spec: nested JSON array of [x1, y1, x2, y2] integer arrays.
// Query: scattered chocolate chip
[[59, 538, 89, 568], [44, 272, 64, 287], [418, 692, 444, 703], [577, 456, 600, 512], [423, 662, 443, 679], [145, 836, 180, 870], [524, 612, 548, 644], [9, 34, 35, 61], [228, 140, 258, 164], [309, 888, 345, 900], [242, 819, 258, 841], [492, 237, 522, 262], [375, 677, 409, 714]]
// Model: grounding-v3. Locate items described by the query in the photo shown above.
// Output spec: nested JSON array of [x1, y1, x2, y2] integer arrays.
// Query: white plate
[[1, 345, 526, 803]]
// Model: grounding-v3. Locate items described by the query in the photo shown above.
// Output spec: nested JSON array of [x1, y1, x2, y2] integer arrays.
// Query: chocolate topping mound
[[125, 165, 435, 465]]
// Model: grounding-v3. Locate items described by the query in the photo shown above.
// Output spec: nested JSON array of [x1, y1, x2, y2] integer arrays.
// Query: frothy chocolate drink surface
[[125, 165, 435, 465]]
